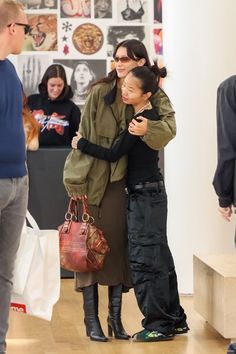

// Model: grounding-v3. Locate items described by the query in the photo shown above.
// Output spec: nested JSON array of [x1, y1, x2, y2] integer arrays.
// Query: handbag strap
[[66, 198, 78, 221], [81, 195, 89, 215]]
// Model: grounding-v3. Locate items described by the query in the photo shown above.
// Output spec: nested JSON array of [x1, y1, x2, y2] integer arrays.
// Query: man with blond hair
[[0, 1, 30, 353]]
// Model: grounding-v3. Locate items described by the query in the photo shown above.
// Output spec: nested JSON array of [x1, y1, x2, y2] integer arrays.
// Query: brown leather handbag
[[58, 196, 110, 272]]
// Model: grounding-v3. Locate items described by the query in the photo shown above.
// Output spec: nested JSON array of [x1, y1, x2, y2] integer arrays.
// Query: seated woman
[[27, 64, 81, 147]]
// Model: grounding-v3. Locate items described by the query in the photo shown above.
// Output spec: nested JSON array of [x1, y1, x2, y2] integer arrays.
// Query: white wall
[[163, 0, 236, 293]]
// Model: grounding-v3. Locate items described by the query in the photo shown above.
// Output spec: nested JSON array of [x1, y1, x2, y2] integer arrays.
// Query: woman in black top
[[28, 64, 81, 147], [72, 65, 189, 342]]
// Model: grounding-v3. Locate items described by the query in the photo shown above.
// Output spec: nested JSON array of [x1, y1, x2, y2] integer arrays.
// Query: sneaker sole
[[132, 335, 174, 342]]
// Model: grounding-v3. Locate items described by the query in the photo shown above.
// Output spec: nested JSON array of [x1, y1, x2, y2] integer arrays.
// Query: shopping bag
[[12, 211, 38, 294], [11, 211, 60, 321]]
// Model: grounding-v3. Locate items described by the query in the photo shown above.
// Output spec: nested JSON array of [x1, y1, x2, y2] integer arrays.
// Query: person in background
[[0, 1, 29, 353], [72, 64, 189, 342], [63, 39, 177, 343], [213, 76, 236, 354], [213, 75, 236, 223], [22, 93, 39, 151], [70, 61, 96, 106], [27, 64, 81, 147]]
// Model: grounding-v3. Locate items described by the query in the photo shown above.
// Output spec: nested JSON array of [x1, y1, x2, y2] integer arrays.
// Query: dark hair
[[70, 61, 95, 93], [94, 39, 152, 86], [38, 64, 73, 100], [129, 62, 167, 96]]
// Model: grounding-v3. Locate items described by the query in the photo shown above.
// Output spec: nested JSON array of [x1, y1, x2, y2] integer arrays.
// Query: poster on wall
[[153, 28, 163, 55], [117, 0, 149, 23], [60, 0, 91, 18], [154, 0, 162, 23], [54, 59, 106, 107], [107, 25, 148, 56], [23, 14, 58, 51], [94, 0, 112, 18], [18, 55, 50, 96], [19, 0, 57, 9], [72, 23, 104, 55]]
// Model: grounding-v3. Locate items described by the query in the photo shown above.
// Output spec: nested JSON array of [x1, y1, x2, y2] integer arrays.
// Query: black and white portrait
[[54, 59, 106, 106], [18, 55, 50, 96], [19, 0, 57, 9], [94, 0, 112, 18], [117, 0, 148, 23], [107, 25, 146, 56]]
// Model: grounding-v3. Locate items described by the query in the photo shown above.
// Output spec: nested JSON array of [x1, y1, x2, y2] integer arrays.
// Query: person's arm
[[63, 86, 100, 197], [74, 129, 137, 162], [213, 77, 236, 210], [128, 88, 176, 150]]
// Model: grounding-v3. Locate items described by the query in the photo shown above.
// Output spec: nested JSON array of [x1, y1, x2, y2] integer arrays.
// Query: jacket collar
[[104, 81, 117, 105]]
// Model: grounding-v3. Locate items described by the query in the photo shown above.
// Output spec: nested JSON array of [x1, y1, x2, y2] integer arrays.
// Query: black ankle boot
[[83, 284, 108, 342], [107, 284, 130, 340]]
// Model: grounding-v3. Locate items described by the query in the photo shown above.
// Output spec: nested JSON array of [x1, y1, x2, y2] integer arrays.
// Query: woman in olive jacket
[[63, 39, 176, 342]]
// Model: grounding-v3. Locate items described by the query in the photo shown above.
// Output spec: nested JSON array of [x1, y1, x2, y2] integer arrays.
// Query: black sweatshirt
[[28, 88, 81, 147], [77, 108, 162, 188]]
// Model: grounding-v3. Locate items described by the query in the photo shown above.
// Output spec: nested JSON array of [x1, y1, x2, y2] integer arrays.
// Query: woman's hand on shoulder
[[71, 131, 83, 149], [128, 116, 147, 136]]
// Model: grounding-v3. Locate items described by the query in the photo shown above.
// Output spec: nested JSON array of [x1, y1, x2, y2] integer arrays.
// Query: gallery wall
[[10, 0, 163, 111], [163, 0, 236, 293]]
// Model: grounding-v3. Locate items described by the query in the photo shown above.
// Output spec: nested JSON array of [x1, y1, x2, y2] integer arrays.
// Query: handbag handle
[[66, 196, 94, 224]]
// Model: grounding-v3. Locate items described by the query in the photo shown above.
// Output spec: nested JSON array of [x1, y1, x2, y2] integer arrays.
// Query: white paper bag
[[11, 211, 60, 321], [12, 211, 38, 294]]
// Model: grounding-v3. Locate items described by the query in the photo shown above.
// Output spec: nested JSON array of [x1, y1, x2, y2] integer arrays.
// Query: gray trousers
[[0, 176, 28, 353]]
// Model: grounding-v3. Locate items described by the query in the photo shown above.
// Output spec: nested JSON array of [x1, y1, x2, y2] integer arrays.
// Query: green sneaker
[[132, 329, 174, 342], [169, 321, 190, 335], [173, 324, 190, 335]]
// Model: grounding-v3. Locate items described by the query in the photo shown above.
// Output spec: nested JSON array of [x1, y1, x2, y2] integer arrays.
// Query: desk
[[27, 147, 73, 278]]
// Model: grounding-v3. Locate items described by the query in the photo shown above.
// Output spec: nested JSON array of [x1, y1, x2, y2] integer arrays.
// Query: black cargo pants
[[127, 182, 186, 334]]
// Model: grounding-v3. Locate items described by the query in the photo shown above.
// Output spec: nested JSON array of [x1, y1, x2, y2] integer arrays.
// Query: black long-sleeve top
[[77, 108, 162, 188], [213, 75, 236, 207]]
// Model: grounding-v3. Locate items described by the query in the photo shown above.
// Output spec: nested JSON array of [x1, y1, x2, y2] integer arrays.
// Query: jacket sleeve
[[142, 88, 176, 150], [77, 130, 137, 162], [63, 87, 100, 197], [213, 77, 236, 207], [68, 103, 81, 141]]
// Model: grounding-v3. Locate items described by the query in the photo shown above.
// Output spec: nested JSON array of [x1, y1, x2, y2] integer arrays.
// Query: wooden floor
[[7, 279, 230, 354]]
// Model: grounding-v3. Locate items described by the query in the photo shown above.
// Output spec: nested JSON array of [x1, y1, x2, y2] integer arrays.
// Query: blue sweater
[[0, 59, 27, 178]]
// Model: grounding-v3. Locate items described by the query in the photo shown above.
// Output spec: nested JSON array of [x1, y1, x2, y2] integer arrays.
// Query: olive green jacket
[[63, 80, 176, 205]]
